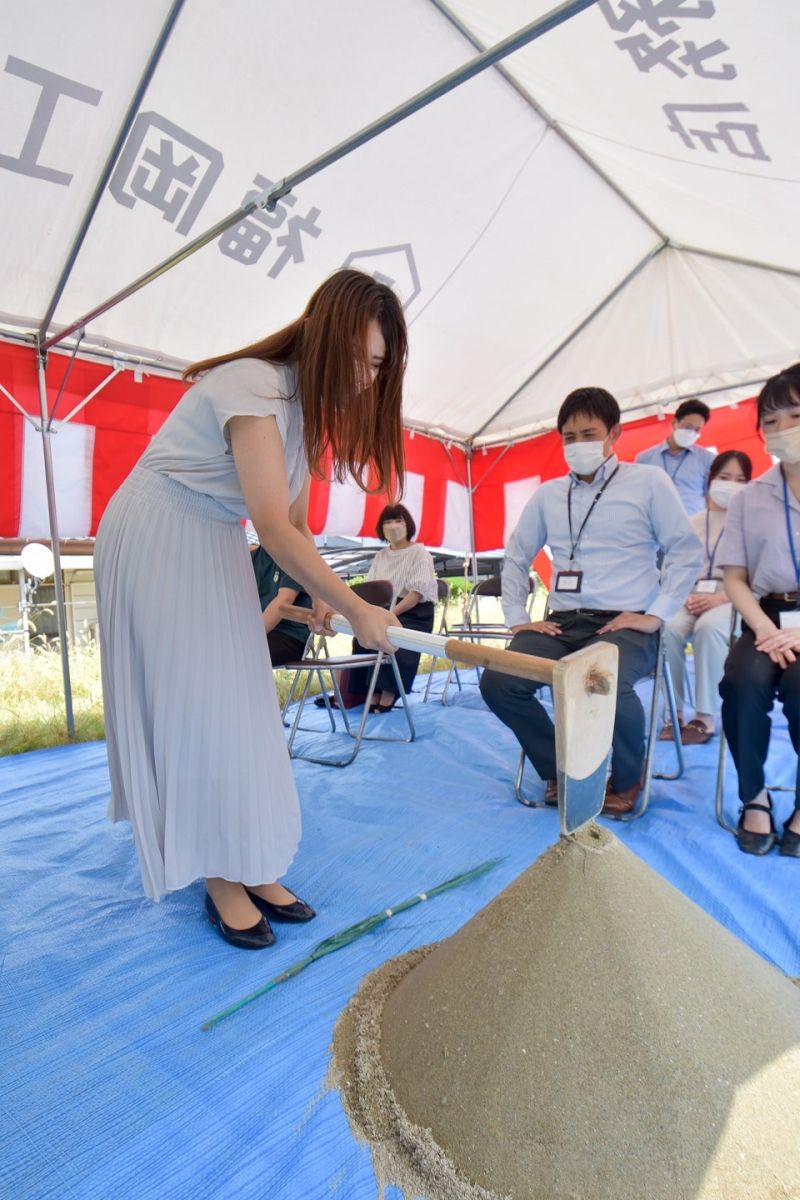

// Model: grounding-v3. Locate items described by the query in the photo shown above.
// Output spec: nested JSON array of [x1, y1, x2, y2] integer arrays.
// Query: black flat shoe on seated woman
[[245, 888, 316, 923], [779, 826, 800, 858], [205, 891, 276, 948], [736, 798, 777, 856]]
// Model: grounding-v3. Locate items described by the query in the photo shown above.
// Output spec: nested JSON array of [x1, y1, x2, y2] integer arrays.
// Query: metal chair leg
[[654, 658, 685, 781], [619, 632, 683, 822], [514, 747, 547, 808], [287, 651, 414, 767], [715, 726, 738, 834], [281, 632, 338, 732], [389, 655, 416, 741], [423, 654, 461, 704]]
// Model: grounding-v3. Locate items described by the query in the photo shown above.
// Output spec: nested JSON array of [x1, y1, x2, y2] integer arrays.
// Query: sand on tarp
[[331, 825, 800, 1200]]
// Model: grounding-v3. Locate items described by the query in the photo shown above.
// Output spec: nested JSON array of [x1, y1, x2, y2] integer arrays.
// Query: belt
[[549, 608, 639, 618], [763, 592, 799, 603]]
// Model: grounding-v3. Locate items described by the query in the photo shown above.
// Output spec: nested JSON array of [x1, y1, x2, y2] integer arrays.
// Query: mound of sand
[[332, 826, 800, 1200]]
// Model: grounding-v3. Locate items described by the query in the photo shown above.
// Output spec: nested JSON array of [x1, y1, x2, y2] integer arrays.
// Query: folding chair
[[715, 610, 792, 835], [449, 574, 537, 639], [515, 626, 684, 818], [422, 578, 462, 704], [441, 574, 538, 701], [281, 579, 415, 767]]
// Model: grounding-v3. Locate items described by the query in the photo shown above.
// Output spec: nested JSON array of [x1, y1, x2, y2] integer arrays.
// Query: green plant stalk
[[201, 857, 505, 1031]]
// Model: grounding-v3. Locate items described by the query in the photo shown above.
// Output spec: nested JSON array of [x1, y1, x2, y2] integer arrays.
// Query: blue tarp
[[1, 676, 798, 1200]]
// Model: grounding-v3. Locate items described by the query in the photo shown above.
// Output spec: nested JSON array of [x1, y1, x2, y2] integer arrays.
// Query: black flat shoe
[[736, 799, 777, 856], [245, 887, 316, 923], [779, 826, 800, 858], [205, 891, 276, 948]]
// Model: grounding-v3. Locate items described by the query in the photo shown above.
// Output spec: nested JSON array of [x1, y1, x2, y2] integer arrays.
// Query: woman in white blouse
[[660, 450, 752, 745], [351, 503, 438, 710]]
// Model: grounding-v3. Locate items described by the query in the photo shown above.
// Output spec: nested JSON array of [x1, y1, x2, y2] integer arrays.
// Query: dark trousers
[[479, 612, 658, 791], [719, 602, 800, 811], [349, 601, 435, 698], [267, 629, 307, 667]]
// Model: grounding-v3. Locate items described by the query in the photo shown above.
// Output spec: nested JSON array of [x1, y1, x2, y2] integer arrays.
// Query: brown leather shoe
[[544, 779, 558, 807], [601, 779, 641, 816], [680, 718, 713, 745]]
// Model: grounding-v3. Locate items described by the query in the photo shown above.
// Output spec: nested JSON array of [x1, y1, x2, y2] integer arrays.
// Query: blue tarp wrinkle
[[1, 671, 797, 1200]]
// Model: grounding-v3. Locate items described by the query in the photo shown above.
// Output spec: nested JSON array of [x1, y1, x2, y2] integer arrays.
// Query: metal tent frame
[[8, 0, 596, 735]]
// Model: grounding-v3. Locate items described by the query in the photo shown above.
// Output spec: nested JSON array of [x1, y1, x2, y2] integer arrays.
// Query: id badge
[[693, 579, 718, 595], [555, 570, 583, 594], [779, 610, 800, 629]]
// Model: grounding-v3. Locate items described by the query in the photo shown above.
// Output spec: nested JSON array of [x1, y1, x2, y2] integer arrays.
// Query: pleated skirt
[[94, 466, 301, 900]]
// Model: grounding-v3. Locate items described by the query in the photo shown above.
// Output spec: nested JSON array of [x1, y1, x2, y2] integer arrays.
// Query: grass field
[[0, 599, 498, 756]]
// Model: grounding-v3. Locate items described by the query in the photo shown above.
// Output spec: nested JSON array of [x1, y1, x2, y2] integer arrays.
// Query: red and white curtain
[[0, 342, 772, 559]]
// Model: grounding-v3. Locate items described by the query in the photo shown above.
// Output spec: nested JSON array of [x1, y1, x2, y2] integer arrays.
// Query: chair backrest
[[436, 578, 450, 602], [466, 573, 535, 598], [472, 575, 502, 598], [465, 571, 537, 625], [351, 578, 393, 608]]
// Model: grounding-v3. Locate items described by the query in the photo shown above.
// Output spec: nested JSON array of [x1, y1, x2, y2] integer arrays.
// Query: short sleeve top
[[717, 465, 800, 596], [138, 358, 307, 518], [250, 545, 311, 643], [367, 543, 438, 606]]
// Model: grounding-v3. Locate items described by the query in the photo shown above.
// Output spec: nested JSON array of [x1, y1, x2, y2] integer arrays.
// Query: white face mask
[[708, 480, 745, 508], [563, 441, 608, 476], [383, 520, 407, 544], [673, 427, 701, 449], [764, 425, 800, 464]]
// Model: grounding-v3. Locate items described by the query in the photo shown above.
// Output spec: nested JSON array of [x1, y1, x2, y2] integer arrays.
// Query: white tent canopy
[[2, 0, 798, 446]]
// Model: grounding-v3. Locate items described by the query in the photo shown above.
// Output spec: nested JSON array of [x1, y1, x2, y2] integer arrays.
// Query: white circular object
[[20, 542, 55, 580]]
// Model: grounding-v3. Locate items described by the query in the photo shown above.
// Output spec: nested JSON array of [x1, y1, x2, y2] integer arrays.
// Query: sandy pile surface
[[332, 825, 800, 1200]]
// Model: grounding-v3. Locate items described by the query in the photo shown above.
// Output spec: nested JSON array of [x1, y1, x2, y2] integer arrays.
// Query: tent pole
[[465, 448, 479, 588], [671, 244, 800, 279], [17, 568, 31, 655], [42, 0, 597, 354], [37, 0, 187, 342], [0, 379, 39, 428], [35, 345, 75, 739], [427, 0, 666, 242], [470, 442, 513, 491], [473, 240, 667, 440]]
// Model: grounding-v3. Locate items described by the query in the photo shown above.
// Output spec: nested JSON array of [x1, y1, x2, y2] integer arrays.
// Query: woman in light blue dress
[[95, 270, 407, 947]]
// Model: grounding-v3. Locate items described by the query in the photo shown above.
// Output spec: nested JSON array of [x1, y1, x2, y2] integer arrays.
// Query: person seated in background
[[717, 363, 800, 859], [348, 503, 438, 711], [635, 398, 715, 515], [247, 523, 313, 667], [659, 450, 752, 745], [480, 386, 702, 815]]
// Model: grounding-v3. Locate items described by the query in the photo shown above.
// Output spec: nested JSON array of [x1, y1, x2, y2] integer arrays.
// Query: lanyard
[[704, 510, 725, 578], [567, 465, 619, 562], [781, 468, 800, 588], [661, 446, 688, 483]]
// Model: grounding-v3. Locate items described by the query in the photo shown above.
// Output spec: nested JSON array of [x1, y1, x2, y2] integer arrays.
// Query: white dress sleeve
[[205, 359, 296, 451]]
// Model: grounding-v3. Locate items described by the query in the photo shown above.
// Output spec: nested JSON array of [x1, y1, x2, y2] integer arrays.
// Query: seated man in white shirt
[[480, 387, 703, 814]]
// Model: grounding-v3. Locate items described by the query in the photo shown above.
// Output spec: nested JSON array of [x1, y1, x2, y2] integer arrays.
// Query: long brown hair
[[184, 269, 407, 492]]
